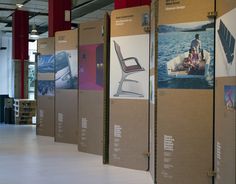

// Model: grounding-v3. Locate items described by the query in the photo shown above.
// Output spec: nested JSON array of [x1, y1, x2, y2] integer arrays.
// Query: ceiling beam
[[72, 0, 113, 19]]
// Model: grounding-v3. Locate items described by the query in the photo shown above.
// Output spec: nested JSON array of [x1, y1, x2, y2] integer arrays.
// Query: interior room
[[0, 0, 235, 184]]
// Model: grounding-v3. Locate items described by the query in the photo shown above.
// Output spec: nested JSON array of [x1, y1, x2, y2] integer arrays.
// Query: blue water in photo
[[158, 28, 214, 89]]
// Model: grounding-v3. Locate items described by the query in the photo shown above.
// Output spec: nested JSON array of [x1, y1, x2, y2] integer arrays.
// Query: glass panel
[[28, 64, 35, 100], [28, 41, 37, 100]]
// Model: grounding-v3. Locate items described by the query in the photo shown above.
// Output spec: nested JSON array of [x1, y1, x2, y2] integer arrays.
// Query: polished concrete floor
[[0, 124, 153, 184]]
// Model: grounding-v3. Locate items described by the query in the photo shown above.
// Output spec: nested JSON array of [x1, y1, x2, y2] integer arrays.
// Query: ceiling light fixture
[[16, 3, 24, 8], [30, 24, 39, 39], [30, 9, 40, 39]]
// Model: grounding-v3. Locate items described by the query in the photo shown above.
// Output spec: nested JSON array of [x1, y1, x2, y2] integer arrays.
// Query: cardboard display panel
[[149, 0, 158, 181], [215, 78, 236, 184], [157, 89, 213, 184], [156, 0, 214, 183], [109, 6, 150, 170], [37, 96, 54, 136], [55, 29, 78, 144], [78, 91, 103, 154], [109, 99, 149, 170], [149, 104, 155, 177], [37, 37, 55, 55], [216, 0, 236, 17], [215, 1, 236, 183], [55, 90, 78, 144], [158, 0, 214, 25], [78, 21, 104, 155], [36, 37, 55, 137]]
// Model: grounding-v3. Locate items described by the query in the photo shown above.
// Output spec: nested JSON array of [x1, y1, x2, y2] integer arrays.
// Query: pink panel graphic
[[79, 44, 104, 90]]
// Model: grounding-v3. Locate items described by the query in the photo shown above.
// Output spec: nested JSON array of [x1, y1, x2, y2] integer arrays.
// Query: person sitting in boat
[[183, 47, 200, 70], [190, 33, 205, 59], [191, 34, 201, 53], [189, 47, 200, 64]]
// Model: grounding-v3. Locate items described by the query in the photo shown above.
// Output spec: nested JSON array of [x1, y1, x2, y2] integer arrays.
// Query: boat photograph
[[158, 20, 214, 89], [167, 49, 211, 79]]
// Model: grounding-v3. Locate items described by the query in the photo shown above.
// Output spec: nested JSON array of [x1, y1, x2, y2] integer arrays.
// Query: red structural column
[[48, 0, 71, 37], [12, 10, 29, 61], [12, 10, 29, 99], [114, 0, 151, 9]]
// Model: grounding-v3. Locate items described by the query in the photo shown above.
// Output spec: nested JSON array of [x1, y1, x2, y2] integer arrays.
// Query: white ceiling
[[22, 0, 48, 13], [0, 11, 13, 18]]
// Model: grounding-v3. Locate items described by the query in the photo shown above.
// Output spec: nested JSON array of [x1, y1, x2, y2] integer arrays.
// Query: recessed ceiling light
[[16, 3, 24, 8]]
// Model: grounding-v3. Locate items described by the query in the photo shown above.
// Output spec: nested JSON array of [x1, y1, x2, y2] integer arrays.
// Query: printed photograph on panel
[[216, 8, 236, 77], [38, 55, 54, 73], [158, 20, 215, 89], [55, 50, 78, 89], [79, 44, 104, 90], [224, 85, 236, 110], [38, 80, 54, 96], [110, 35, 149, 99]]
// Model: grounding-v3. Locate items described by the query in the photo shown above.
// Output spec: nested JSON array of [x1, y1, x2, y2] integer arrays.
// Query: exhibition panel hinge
[[207, 11, 217, 19], [143, 152, 150, 157], [207, 170, 217, 177], [144, 26, 151, 33]]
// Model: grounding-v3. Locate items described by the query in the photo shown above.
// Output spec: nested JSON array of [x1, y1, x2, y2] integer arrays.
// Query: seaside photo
[[158, 20, 215, 89]]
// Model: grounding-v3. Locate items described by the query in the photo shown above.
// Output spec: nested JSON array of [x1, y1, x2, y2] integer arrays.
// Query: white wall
[[0, 49, 8, 94], [0, 33, 37, 97], [0, 33, 12, 96]]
